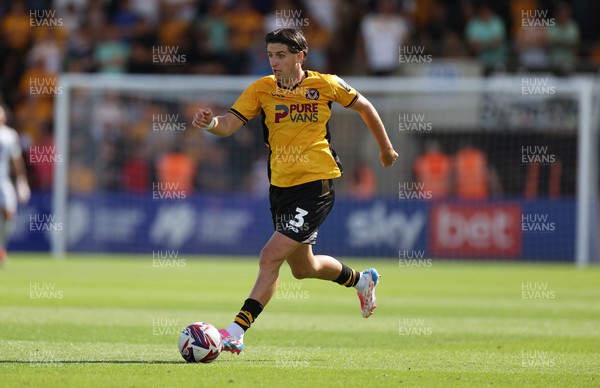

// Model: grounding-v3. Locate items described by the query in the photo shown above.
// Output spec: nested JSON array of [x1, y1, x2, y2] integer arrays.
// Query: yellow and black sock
[[333, 263, 360, 287], [233, 298, 264, 332]]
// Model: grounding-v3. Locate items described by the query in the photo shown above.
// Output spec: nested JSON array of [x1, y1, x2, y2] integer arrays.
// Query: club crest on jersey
[[305, 88, 320, 100], [275, 103, 319, 123]]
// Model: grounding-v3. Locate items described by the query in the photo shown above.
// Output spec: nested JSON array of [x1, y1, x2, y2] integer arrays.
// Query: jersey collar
[[276, 70, 309, 91]]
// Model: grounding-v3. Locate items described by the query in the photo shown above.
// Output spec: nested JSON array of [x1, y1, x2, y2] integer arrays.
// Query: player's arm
[[350, 94, 398, 168], [192, 109, 243, 137], [11, 153, 30, 203]]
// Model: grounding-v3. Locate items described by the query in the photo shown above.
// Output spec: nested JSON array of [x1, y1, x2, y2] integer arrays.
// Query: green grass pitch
[[0, 254, 599, 387]]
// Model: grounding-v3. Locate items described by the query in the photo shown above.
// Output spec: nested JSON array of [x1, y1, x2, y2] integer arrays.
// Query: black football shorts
[[269, 179, 335, 244]]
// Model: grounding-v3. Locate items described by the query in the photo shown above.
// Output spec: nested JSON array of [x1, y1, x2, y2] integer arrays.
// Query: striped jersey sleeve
[[229, 82, 261, 124]]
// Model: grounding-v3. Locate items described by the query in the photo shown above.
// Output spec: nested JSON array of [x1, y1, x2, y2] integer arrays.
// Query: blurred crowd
[[0, 0, 597, 194]]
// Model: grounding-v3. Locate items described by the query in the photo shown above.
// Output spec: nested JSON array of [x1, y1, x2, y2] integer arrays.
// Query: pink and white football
[[178, 322, 222, 363]]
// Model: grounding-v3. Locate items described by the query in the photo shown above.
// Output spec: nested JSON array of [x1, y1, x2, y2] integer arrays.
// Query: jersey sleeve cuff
[[344, 94, 359, 108], [228, 108, 248, 124]]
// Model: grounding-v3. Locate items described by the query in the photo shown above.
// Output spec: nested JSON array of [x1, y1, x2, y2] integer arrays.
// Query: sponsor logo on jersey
[[275, 103, 319, 123]]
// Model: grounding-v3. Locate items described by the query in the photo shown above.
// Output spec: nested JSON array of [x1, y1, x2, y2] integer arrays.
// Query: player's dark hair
[[265, 28, 308, 58]]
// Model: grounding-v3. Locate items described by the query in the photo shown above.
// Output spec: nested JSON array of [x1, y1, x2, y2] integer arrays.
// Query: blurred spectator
[[157, 1, 192, 47], [91, 92, 127, 141], [196, 143, 231, 192], [57, 2, 83, 35], [357, 0, 410, 76], [244, 153, 269, 197], [97, 139, 124, 190], [16, 57, 56, 143], [0, 0, 31, 55], [413, 140, 452, 198], [0, 0, 32, 104], [303, 13, 331, 71], [589, 32, 600, 67], [27, 123, 55, 191], [465, 3, 507, 73], [345, 160, 376, 200], [514, 0, 549, 70], [127, 18, 158, 74], [226, 0, 264, 74], [303, 0, 339, 34], [122, 144, 151, 193], [263, 0, 304, 32], [68, 158, 97, 193], [440, 31, 470, 58], [28, 28, 65, 75], [156, 145, 195, 194], [546, 2, 579, 73], [111, 0, 141, 39], [454, 143, 501, 199], [192, 0, 231, 74], [416, 0, 445, 55], [129, 0, 161, 26], [523, 148, 562, 199], [66, 25, 96, 72], [94, 24, 131, 73], [83, 0, 108, 39]]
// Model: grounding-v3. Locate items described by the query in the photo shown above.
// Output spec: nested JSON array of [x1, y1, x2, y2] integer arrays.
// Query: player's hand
[[192, 108, 213, 129], [380, 148, 398, 168], [16, 176, 30, 204]]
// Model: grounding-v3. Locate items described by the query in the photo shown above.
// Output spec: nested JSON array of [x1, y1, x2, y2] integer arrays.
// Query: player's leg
[[249, 231, 302, 305], [286, 243, 341, 280], [286, 244, 380, 318], [219, 231, 301, 353], [0, 208, 14, 266], [0, 183, 17, 266]]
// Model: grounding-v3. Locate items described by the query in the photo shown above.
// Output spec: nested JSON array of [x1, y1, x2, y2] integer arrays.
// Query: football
[[178, 322, 222, 363]]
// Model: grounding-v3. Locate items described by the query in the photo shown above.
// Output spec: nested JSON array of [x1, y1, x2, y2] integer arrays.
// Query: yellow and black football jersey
[[228, 70, 359, 187]]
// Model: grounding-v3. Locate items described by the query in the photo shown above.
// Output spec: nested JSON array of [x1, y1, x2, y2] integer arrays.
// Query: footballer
[[0, 106, 30, 266], [192, 28, 398, 353]]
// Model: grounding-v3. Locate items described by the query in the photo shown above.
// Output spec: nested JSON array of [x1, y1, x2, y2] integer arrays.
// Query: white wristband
[[203, 117, 216, 131]]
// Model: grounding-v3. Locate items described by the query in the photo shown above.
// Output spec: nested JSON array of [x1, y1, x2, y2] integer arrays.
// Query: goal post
[[51, 74, 599, 265]]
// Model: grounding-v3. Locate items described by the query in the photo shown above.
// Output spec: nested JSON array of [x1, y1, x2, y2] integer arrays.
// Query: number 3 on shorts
[[289, 207, 308, 228]]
